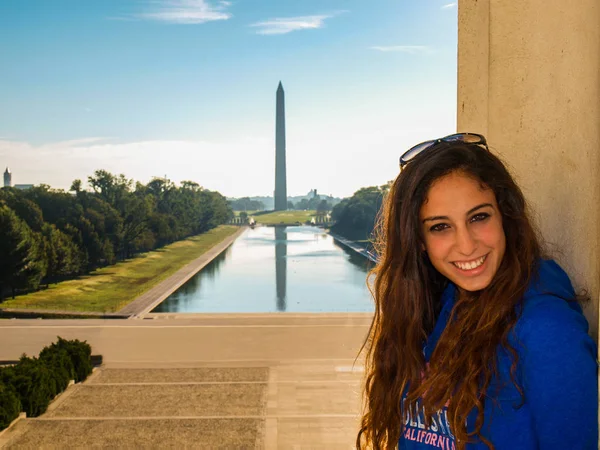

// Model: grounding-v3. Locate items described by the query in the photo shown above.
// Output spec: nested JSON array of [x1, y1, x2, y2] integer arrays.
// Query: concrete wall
[[458, 0, 600, 339]]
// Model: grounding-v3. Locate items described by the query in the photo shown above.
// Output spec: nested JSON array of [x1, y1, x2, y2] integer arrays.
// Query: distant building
[[2, 167, 33, 190], [3, 167, 11, 187]]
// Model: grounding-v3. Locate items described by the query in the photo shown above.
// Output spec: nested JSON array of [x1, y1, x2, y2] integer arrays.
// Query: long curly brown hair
[[356, 142, 543, 450]]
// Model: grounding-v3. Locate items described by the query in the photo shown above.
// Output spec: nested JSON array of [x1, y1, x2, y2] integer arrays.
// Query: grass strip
[[253, 210, 316, 225], [0, 226, 240, 313]]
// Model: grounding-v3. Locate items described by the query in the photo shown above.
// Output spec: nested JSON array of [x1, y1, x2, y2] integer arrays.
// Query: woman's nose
[[455, 227, 477, 256]]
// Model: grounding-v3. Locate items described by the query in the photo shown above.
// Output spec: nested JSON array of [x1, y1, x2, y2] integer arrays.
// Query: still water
[[152, 225, 374, 313]]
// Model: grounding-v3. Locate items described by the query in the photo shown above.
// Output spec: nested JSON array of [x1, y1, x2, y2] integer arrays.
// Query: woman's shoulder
[[515, 259, 592, 349], [522, 259, 575, 303], [512, 264, 598, 450]]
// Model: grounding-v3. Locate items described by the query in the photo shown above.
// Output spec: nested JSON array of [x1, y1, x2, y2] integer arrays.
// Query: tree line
[[289, 197, 333, 212], [228, 196, 334, 213], [330, 183, 391, 241], [0, 170, 232, 300], [228, 197, 265, 211]]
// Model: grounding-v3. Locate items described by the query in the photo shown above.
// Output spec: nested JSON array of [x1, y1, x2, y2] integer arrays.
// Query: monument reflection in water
[[153, 225, 373, 313], [274, 226, 287, 311]]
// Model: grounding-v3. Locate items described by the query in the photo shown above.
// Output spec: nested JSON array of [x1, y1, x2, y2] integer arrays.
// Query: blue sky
[[0, 0, 457, 198]]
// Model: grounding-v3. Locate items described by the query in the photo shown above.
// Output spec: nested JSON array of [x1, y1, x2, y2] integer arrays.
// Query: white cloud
[[0, 137, 275, 197], [250, 14, 338, 35], [370, 45, 433, 54], [0, 90, 457, 199], [38, 137, 110, 150], [442, 2, 457, 9], [137, 0, 231, 24], [0, 121, 455, 199]]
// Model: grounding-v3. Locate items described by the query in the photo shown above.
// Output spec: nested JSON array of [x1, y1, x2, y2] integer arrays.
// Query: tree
[[0, 189, 45, 232], [87, 170, 132, 209], [22, 185, 81, 229], [70, 179, 82, 194], [229, 197, 264, 211], [296, 199, 309, 210], [331, 186, 386, 240], [181, 180, 202, 191], [118, 192, 152, 259], [41, 223, 81, 283], [0, 170, 234, 295], [316, 199, 330, 214], [0, 206, 45, 299]]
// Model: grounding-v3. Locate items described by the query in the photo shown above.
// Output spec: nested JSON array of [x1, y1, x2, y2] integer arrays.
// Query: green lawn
[[254, 210, 317, 225], [0, 226, 240, 313]]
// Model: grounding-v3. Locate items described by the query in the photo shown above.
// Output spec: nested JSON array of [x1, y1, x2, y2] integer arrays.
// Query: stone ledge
[[0, 309, 130, 319], [0, 412, 26, 443]]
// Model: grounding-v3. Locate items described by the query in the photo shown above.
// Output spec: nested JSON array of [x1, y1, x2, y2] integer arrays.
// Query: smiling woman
[[357, 136, 598, 450]]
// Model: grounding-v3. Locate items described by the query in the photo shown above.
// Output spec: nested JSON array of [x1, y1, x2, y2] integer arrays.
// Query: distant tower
[[3, 167, 11, 187], [274, 81, 287, 211]]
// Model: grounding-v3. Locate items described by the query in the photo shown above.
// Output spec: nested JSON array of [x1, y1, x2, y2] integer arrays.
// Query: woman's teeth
[[453, 255, 486, 270]]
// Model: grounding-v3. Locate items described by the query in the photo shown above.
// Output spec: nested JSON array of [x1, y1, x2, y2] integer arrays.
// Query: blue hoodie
[[398, 259, 598, 450]]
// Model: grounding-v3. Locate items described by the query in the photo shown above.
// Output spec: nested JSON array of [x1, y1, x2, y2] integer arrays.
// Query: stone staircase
[[0, 362, 363, 449]]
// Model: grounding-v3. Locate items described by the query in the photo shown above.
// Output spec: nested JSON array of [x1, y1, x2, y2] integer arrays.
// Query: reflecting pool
[[152, 225, 374, 313]]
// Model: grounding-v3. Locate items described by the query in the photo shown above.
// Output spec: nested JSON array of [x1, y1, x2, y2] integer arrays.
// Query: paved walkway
[[0, 313, 372, 448], [118, 226, 247, 317]]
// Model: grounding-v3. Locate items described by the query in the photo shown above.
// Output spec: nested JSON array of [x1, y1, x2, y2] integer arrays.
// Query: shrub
[[0, 382, 21, 429], [39, 345, 75, 396], [53, 336, 92, 382], [0, 336, 94, 429], [0, 356, 54, 417]]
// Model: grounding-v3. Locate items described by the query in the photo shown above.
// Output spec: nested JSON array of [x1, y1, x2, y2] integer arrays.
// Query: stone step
[[1, 365, 365, 449], [88, 367, 270, 384], [4, 417, 361, 449], [46, 384, 267, 418], [268, 383, 361, 416], [2, 418, 263, 449], [276, 416, 361, 447]]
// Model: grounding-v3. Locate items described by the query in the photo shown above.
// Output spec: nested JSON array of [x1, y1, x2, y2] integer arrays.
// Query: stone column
[[458, 0, 600, 339]]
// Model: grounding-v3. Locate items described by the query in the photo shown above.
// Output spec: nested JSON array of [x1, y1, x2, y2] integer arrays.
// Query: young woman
[[356, 133, 598, 450]]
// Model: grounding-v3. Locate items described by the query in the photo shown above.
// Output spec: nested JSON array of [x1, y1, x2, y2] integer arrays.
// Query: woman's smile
[[451, 253, 488, 272]]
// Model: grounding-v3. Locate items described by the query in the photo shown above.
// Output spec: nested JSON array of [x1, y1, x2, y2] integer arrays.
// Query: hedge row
[[0, 336, 93, 430]]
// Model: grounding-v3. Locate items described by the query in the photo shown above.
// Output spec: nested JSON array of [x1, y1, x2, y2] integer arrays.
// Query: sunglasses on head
[[399, 133, 488, 169]]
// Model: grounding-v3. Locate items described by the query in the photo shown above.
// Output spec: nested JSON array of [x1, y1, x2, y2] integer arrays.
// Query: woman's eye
[[429, 223, 449, 232], [470, 213, 490, 222]]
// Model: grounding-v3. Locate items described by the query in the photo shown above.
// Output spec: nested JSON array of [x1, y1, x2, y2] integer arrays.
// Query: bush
[[53, 336, 92, 382], [0, 336, 94, 428], [39, 345, 75, 396], [0, 356, 54, 417], [0, 382, 21, 429]]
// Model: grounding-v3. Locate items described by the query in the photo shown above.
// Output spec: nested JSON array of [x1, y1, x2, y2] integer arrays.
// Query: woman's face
[[419, 171, 506, 292]]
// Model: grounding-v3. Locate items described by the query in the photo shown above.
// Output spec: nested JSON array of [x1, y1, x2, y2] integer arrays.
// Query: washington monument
[[274, 81, 287, 211]]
